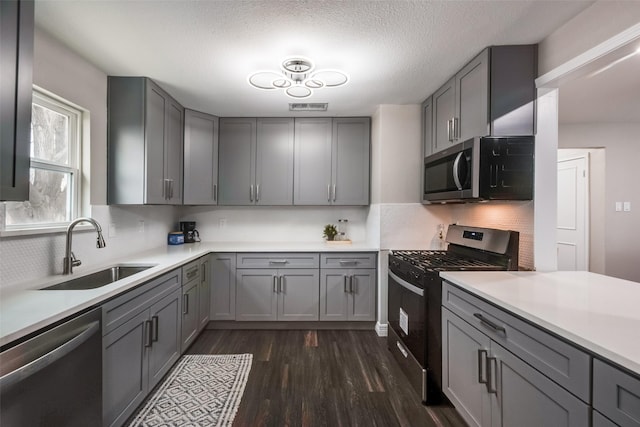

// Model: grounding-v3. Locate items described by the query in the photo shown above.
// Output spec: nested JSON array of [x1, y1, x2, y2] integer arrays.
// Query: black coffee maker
[[179, 221, 200, 243]]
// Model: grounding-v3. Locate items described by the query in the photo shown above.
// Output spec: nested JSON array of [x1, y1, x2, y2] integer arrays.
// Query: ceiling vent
[[289, 103, 328, 111]]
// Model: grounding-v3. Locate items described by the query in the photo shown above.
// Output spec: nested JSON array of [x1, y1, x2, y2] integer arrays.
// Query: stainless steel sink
[[40, 265, 155, 290]]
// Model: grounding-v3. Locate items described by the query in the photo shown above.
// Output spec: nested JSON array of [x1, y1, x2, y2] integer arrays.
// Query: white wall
[[559, 124, 640, 282], [0, 28, 177, 288]]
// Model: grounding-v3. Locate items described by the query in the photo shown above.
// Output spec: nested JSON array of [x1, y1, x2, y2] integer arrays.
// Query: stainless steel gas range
[[387, 224, 519, 404]]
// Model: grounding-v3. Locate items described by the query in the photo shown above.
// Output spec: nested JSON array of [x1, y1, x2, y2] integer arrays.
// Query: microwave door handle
[[453, 152, 464, 190]]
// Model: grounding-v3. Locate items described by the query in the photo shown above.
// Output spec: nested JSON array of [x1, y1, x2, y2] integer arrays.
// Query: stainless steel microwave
[[422, 136, 534, 203]]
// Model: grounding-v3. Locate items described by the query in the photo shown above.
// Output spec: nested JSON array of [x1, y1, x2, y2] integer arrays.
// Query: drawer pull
[[186, 268, 198, 280], [339, 260, 357, 266], [396, 341, 408, 358], [473, 313, 506, 334], [269, 260, 288, 265]]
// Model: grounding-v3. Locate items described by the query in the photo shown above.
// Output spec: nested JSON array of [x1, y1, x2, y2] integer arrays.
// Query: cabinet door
[[165, 97, 184, 205], [145, 80, 167, 204], [218, 118, 256, 205], [148, 289, 181, 389], [348, 269, 376, 321], [320, 270, 349, 321], [210, 253, 237, 320], [490, 342, 589, 427], [183, 110, 218, 205], [432, 77, 456, 153], [278, 269, 319, 321], [198, 255, 211, 331], [255, 118, 294, 205], [103, 310, 149, 427], [293, 118, 333, 205], [0, 0, 33, 201], [422, 96, 433, 157], [236, 269, 278, 321], [181, 279, 199, 351], [456, 49, 489, 142], [442, 308, 491, 427], [332, 118, 370, 205]]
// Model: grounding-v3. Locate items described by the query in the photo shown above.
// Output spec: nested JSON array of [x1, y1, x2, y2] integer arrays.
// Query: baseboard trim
[[206, 321, 376, 331], [375, 322, 388, 337]]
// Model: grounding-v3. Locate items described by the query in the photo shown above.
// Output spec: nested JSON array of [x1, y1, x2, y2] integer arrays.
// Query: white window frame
[[1, 88, 83, 235]]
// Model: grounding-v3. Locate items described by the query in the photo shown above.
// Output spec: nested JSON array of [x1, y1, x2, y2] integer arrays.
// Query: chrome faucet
[[63, 217, 107, 274]]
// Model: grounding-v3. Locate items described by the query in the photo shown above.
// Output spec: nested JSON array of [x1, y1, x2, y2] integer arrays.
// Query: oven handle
[[0, 320, 99, 389], [388, 271, 424, 297]]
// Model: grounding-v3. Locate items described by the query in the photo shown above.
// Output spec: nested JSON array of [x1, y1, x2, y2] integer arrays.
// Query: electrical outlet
[[623, 202, 631, 212], [219, 218, 227, 229], [138, 220, 145, 233], [615, 202, 622, 212], [108, 223, 117, 238]]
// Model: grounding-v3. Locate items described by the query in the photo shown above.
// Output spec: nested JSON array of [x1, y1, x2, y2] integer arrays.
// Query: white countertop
[[440, 270, 640, 375], [0, 241, 378, 347]]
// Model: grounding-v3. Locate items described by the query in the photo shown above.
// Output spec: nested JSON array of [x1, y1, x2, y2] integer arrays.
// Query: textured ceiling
[[35, 0, 593, 117]]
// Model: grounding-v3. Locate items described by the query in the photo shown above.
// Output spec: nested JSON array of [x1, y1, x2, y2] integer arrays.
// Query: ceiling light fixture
[[248, 57, 348, 99]]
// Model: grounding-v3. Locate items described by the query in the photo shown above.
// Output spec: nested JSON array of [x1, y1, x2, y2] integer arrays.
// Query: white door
[[557, 156, 589, 270]]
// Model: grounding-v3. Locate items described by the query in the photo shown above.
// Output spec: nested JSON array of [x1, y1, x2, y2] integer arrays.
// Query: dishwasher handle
[[0, 320, 100, 389]]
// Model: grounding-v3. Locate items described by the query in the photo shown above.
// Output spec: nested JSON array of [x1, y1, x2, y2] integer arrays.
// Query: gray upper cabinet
[[218, 118, 255, 205], [107, 77, 184, 205], [183, 109, 219, 205], [294, 117, 370, 206], [293, 118, 333, 205], [0, 0, 33, 201], [421, 96, 433, 158], [426, 45, 536, 156], [218, 118, 294, 205], [432, 77, 456, 153]]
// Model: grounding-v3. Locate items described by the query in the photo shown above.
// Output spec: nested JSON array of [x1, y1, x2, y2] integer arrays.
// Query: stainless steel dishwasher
[[1, 307, 102, 426]]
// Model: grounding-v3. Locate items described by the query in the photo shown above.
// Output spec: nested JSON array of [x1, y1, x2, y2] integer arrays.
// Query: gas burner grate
[[391, 250, 502, 271]]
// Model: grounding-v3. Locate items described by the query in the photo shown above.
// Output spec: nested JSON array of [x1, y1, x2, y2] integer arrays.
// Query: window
[[3, 90, 82, 230]]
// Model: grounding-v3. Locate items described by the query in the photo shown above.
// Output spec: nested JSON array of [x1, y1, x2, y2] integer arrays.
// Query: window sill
[[0, 223, 94, 238]]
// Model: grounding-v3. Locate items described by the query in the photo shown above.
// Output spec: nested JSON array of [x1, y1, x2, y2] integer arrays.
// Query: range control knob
[[413, 272, 421, 280]]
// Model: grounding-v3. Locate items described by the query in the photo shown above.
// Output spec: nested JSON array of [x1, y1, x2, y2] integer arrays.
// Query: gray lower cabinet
[[183, 109, 219, 205], [102, 270, 181, 427], [294, 117, 370, 205], [210, 253, 237, 320], [197, 254, 212, 331], [181, 263, 200, 352], [593, 411, 621, 427], [218, 117, 294, 205], [107, 77, 184, 205], [593, 359, 640, 427], [236, 268, 319, 321], [442, 284, 591, 427], [0, 0, 33, 201], [320, 268, 376, 321]]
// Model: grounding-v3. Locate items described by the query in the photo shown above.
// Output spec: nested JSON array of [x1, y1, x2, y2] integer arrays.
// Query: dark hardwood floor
[[187, 329, 466, 427]]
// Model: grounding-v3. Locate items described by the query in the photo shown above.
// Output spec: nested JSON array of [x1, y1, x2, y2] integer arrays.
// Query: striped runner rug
[[128, 354, 253, 427]]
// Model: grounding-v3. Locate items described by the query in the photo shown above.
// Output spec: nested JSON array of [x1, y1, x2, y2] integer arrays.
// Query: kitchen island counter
[[0, 241, 378, 347], [440, 270, 640, 376]]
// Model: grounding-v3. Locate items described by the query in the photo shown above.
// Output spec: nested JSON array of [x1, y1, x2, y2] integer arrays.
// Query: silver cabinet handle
[[213, 184, 217, 202], [344, 275, 348, 292], [202, 264, 206, 282], [473, 313, 506, 334], [250, 184, 254, 202], [183, 294, 189, 315], [268, 260, 288, 265], [169, 179, 174, 199], [478, 349, 488, 385], [0, 321, 99, 389], [273, 275, 278, 293], [151, 315, 159, 343], [332, 185, 336, 202], [447, 119, 452, 142], [144, 320, 153, 347], [327, 184, 331, 202], [186, 267, 198, 281], [453, 117, 459, 140], [339, 260, 357, 266], [256, 184, 260, 202], [349, 275, 354, 293], [279, 275, 284, 293], [486, 356, 498, 394], [163, 179, 169, 199]]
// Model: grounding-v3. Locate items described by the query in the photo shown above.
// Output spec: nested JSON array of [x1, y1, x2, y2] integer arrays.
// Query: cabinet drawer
[[237, 253, 319, 269], [442, 281, 591, 402], [102, 270, 181, 335], [593, 359, 640, 427], [182, 260, 200, 284], [320, 252, 376, 269]]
